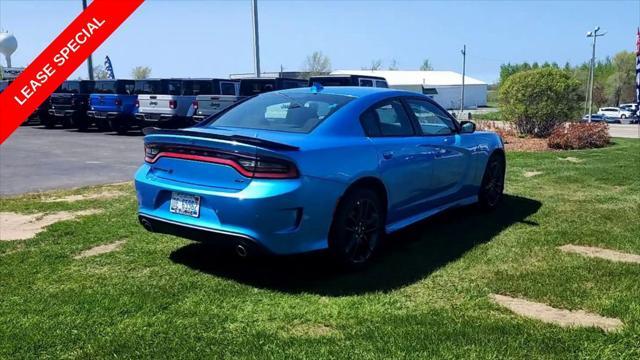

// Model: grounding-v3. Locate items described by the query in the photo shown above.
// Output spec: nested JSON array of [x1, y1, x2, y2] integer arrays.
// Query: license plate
[[170, 192, 200, 218], [54, 110, 64, 116], [95, 112, 107, 118]]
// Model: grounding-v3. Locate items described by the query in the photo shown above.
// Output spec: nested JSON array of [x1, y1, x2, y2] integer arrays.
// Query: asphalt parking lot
[[0, 122, 638, 196], [0, 126, 142, 195]]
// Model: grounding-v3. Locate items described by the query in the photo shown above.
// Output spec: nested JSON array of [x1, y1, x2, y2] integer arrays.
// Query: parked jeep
[[191, 79, 240, 123], [135, 79, 219, 128], [191, 77, 307, 123], [85, 79, 139, 133], [308, 74, 388, 88], [47, 80, 95, 129], [109, 79, 162, 135]]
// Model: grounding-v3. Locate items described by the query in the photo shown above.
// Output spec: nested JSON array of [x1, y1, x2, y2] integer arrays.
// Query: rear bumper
[[134, 164, 345, 255], [87, 111, 127, 120], [135, 113, 185, 127], [48, 109, 78, 118], [138, 213, 271, 255]]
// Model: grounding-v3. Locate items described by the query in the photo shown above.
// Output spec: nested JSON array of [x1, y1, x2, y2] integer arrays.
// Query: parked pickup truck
[[85, 79, 138, 133], [47, 80, 95, 129], [136, 79, 221, 128], [192, 77, 307, 123], [308, 74, 388, 88], [191, 79, 240, 123]]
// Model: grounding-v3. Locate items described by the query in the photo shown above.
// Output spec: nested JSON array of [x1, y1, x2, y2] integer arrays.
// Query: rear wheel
[[43, 116, 56, 129], [329, 188, 384, 269], [478, 152, 505, 210]]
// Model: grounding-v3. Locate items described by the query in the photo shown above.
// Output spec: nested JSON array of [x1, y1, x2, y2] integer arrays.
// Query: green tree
[[92, 65, 110, 80], [131, 66, 152, 80], [605, 51, 635, 105], [499, 68, 581, 137], [303, 51, 331, 76], [419, 59, 433, 71]]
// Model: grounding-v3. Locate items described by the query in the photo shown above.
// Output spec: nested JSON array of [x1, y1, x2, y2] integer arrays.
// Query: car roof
[[275, 86, 409, 98]]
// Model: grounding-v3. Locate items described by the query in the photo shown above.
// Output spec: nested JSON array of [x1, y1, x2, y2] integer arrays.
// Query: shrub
[[499, 68, 581, 137], [547, 123, 610, 150]]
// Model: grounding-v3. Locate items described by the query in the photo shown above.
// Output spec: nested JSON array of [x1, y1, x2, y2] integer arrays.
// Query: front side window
[[405, 98, 456, 136], [208, 92, 353, 133], [360, 99, 414, 137]]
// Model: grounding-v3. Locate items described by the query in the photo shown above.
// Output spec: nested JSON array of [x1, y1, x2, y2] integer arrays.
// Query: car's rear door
[[403, 97, 471, 206], [362, 98, 433, 224]]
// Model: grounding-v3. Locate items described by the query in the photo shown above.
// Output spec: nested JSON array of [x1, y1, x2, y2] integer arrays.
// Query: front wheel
[[478, 152, 505, 210], [329, 188, 384, 269]]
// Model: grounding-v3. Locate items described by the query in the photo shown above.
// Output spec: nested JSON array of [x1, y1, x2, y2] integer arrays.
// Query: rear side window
[[361, 100, 414, 137], [208, 92, 353, 133], [375, 80, 388, 88], [359, 79, 374, 87]]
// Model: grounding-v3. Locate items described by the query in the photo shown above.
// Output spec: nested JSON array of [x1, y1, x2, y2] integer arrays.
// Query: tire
[[62, 116, 74, 129], [329, 188, 384, 269], [112, 121, 128, 135], [97, 119, 111, 132], [620, 115, 626, 119], [43, 117, 56, 129], [478, 152, 505, 210]]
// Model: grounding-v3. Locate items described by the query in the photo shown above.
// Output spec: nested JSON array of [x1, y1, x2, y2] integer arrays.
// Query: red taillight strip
[[145, 151, 298, 179]]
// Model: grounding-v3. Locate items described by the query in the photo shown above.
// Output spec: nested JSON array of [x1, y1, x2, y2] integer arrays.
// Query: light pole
[[460, 45, 466, 118], [82, 0, 94, 80], [586, 26, 606, 122], [251, 0, 261, 78]]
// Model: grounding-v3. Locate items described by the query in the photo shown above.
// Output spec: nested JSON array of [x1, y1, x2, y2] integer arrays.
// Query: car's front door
[[403, 98, 471, 207], [361, 99, 433, 223]]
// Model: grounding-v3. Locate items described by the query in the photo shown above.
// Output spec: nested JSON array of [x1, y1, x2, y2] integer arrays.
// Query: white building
[[331, 70, 488, 110]]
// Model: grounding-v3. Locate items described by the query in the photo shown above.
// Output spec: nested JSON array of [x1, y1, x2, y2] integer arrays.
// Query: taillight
[[169, 100, 177, 109], [115, 98, 122, 106], [192, 100, 198, 110], [135, 99, 140, 108], [144, 144, 298, 179]]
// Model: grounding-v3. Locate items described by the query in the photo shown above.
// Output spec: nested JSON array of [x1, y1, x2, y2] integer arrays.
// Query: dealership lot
[[0, 126, 142, 195]]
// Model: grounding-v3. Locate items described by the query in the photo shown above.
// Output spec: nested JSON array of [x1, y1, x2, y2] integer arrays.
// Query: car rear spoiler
[[142, 127, 300, 152]]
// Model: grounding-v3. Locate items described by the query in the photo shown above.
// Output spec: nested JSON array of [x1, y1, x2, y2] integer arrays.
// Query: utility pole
[[460, 45, 466, 118], [82, 0, 94, 80], [586, 27, 606, 122], [251, 0, 261, 78]]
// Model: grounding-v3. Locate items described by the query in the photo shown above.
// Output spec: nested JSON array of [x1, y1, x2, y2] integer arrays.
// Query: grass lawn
[[1, 139, 639, 359]]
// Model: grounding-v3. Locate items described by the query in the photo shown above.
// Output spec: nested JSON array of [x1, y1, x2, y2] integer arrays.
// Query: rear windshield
[[58, 81, 82, 93], [207, 92, 353, 133], [93, 80, 135, 94], [239, 80, 277, 96], [309, 77, 351, 86], [135, 80, 162, 94], [184, 81, 213, 96]]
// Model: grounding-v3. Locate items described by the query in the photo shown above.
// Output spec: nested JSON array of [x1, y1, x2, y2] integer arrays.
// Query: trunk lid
[[90, 94, 120, 112], [143, 128, 298, 191]]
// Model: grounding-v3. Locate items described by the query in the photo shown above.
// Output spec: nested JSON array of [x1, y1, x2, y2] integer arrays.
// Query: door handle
[[382, 151, 394, 160]]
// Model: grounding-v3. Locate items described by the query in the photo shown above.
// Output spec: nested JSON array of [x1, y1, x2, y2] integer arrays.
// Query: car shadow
[[169, 194, 541, 296]]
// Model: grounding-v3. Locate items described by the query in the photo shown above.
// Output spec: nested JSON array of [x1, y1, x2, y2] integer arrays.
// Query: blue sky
[[1, 0, 638, 83]]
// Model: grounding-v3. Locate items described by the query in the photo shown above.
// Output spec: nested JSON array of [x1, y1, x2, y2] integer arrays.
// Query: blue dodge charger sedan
[[135, 86, 505, 267]]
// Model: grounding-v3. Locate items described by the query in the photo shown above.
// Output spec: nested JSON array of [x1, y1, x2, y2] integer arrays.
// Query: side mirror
[[460, 121, 476, 134]]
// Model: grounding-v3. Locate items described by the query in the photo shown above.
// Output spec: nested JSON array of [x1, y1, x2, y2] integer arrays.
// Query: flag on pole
[[636, 27, 639, 117], [104, 55, 115, 79]]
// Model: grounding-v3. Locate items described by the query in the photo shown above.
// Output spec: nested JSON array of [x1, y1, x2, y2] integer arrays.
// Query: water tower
[[0, 31, 18, 67]]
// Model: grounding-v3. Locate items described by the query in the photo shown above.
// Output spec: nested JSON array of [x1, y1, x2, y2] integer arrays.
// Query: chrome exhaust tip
[[235, 244, 248, 257], [139, 217, 154, 232]]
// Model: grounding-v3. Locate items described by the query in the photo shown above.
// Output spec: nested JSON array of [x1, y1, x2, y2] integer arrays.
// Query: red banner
[[0, 0, 144, 144]]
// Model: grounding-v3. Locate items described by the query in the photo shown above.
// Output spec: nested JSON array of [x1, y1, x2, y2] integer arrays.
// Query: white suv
[[598, 107, 634, 119]]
